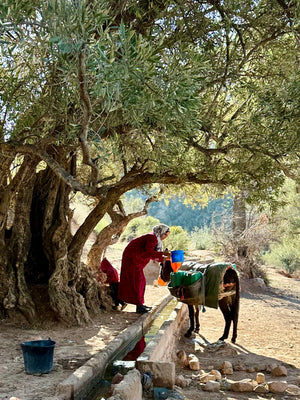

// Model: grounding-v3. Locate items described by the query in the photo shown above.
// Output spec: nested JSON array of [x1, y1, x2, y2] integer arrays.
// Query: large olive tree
[[0, 0, 299, 324]]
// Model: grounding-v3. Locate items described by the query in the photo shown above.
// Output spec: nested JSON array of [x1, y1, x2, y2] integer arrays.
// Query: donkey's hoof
[[184, 330, 192, 338]]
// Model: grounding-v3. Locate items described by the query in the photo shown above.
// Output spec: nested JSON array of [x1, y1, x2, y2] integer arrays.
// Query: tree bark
[[2, 156, 40, 321]]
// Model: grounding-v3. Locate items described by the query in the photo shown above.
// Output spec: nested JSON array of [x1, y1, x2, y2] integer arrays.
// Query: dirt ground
[[0, 249, 299, 400]]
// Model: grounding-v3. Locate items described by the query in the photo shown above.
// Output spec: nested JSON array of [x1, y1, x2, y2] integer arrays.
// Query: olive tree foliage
[[0, 0, 299, 324]]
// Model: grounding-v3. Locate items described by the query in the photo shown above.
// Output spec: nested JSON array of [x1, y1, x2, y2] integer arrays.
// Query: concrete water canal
[[57, 294, 188, 400]]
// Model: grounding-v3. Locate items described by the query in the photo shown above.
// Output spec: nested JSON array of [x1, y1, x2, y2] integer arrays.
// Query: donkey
[[161, 260, 240, 343]]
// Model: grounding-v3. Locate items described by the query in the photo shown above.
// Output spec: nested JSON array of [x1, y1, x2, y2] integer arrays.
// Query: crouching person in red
[[100, 258, 127, 310]]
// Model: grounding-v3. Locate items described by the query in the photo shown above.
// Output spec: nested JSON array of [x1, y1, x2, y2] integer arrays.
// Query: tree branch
[[78, 51, 99, 188]]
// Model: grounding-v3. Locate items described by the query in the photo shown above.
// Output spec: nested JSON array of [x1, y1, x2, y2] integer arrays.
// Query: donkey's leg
[[218, 300, 232, 341], [184, 304, 195, 338], [194, 305, 200, 333], [231, 294, 240, 343]]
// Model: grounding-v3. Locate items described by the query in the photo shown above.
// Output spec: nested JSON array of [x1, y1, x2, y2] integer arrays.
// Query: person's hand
[[163, 250, 171, 259]]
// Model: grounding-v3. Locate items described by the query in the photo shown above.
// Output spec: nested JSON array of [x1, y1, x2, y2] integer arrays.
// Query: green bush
[[120, 216, 160, 242], [120, 218, 190, 251], [263, 239, 300, 274], [189, 226, 214, 250], [164, 226, 190, 251]]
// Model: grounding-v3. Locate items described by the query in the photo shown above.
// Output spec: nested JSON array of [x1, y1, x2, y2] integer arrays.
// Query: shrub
[[120, 216, 160, 242], [263, 239, 300, 275], [189, 226, 214, 250], [164, 226, 190, 251]]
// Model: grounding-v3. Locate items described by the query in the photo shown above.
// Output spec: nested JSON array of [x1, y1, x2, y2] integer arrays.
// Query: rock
[[220, 361, 233, 375], [253, 384, 269, 394], [266, 363, 278, 372], [111, 373, 124, 385], [112, 369, 142, 400], [220, 378, 232, 391], [246, 367, 255, 373], [268, 380, 288, 393], [188, 354, 200, 370], [271, 365, 287, 377], [231, 379, 254, 392], [210, 369, 222, 380], [286, 384, 300, 396], [175, 375, 191, 388], [199, 373, 217, 383], [203, 381, 221, 392], [251, 277, 265, 288], [256, 372, 265, 384], [176, 350, 188, 367], [233, 362, 245, 371]]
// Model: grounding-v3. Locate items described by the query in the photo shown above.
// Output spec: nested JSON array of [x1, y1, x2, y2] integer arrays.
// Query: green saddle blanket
[[168, 262, 234, 308]]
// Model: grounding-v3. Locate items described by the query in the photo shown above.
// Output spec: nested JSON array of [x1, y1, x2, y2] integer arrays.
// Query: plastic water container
[[21, 339, 56, 374], [170, 271, 186, 287], [171, 250, 184, 263], [171, 262, 182, 272], [157, 276, 167, 286], [183, 271, 202, 286]]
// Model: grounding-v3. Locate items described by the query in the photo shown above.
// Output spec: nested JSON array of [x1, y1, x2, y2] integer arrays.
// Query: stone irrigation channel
[[57, 293, 187, 400]]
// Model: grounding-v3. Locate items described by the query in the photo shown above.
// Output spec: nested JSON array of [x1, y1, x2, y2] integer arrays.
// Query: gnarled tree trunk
[[0, 148, 104, 325]]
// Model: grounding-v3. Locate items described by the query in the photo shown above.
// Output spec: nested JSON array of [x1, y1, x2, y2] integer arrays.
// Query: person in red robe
[[118, 224, 171, 313], [100, 258, 126, 310]]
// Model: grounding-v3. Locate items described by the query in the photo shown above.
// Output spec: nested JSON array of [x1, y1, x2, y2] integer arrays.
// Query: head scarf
[[153, 224, 170, 251]]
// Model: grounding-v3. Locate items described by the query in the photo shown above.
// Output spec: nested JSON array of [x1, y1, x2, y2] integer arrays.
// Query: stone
[[286, 384, 300, 396], [246, 367, 255, 373], [210, 369, 222, 380], [253, 384, 269, 394], [233, 362, 245, 371], [176, 350, 188, 367], [188, 354, 200, 370], [266, 363, 278, 372], [231, 379, 254, 392], [112, 369, 142, 400], [220, 361, 233, 375], [138, 360, 175, 388], [111, 373, 124, 385], [256, 372, 265, 384], [268, 380, 288, 393], [175, 375, 191, 388], [271, 365, 288, 377], [252, 277, 265, 288], [203, 381, 221, 392], [199, 373, 217, 383], [220, 378, 232, 391]]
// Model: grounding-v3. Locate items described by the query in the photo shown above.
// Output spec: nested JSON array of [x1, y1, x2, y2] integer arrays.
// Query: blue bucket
[[171, 250, 184, 263], [21, 339, 56, 374]]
